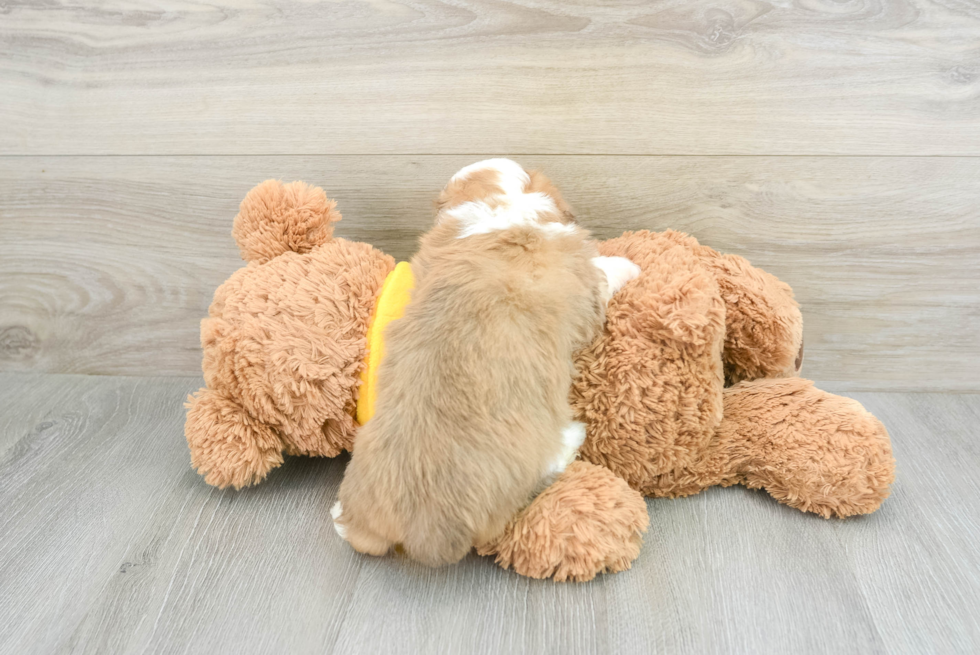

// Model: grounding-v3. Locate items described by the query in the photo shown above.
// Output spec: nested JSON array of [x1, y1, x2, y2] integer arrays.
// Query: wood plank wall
[[1, 1, 978, 391]]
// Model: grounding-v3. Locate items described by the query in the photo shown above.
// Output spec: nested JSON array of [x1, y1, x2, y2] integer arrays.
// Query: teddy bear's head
[[186, 180, 393, 489]]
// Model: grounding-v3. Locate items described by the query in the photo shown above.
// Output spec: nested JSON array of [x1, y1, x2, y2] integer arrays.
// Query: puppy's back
[[336, 160, 605, 565]]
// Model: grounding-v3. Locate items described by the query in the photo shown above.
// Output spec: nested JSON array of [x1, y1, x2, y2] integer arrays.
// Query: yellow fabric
[[356, 261, 415, 425]]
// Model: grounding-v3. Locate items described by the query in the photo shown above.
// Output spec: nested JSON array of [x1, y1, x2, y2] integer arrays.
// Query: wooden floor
[[0, 373, 977, 654], [2, 0, 979, 653]]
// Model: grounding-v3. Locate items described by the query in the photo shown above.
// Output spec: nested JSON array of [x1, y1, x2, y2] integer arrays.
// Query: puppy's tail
[[401, 514, 473, 567]]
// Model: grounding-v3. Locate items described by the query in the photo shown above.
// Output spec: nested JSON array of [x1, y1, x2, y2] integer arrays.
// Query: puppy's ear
[[526, 170, 575, 223], [435, 168, 507, 216]]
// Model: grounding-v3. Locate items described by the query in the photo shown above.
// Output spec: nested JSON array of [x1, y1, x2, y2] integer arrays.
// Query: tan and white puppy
[[333, 159, 640, 566]]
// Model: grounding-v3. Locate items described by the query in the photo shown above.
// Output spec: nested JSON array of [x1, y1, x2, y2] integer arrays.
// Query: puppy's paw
[[592, 256, 641, 298], [331, 500, 348, 541]]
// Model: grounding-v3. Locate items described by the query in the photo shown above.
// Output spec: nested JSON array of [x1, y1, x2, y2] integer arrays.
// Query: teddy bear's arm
[[695, 247, 804, 385]]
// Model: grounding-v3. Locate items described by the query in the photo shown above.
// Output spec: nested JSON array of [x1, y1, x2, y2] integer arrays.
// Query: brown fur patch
[[526, 170, 575, 224], [434, 168, 509, 212]]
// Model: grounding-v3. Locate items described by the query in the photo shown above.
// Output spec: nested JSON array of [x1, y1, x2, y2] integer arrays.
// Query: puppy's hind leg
[[331, 501, 395, 557]]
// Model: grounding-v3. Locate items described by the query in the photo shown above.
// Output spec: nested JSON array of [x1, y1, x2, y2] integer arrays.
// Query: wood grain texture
[[1, 0, 979, 155], [1, 155, 977, 390], [0, 373, 977, 654], [836, 393, 980, 653], [2, 1, 976, 651]]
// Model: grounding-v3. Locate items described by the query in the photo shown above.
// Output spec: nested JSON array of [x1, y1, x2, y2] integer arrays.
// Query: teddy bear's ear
[[231, 180, 342, 264]]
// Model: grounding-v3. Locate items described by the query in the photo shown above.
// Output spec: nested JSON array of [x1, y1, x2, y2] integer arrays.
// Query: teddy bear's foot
[[720, 378, 896, 518], [184, 389, 285, 489], [476, 461, 649, 582]]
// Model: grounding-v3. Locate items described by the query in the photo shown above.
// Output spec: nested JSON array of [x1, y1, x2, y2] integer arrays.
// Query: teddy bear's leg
[[695, 247, 804, 385], [711, 378, 895, 518], [476, 461, 649, 582], [184, 388, 285, 489]]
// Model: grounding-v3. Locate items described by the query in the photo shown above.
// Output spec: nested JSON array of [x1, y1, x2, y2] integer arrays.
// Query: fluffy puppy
[[334, 159, 640, 566]]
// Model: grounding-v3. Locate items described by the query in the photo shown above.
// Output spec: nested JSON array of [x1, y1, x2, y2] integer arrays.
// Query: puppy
[[333, 159, 640, 566]]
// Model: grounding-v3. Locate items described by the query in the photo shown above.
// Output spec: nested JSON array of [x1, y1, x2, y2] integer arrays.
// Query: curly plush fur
[[569, 229, 893, 518], [476, 461, 649, 582], [185, 182, 394, 489], [185, 171, 895, 581]]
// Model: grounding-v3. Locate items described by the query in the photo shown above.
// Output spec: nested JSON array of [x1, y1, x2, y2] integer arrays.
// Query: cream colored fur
[[335, 160, 637, 566]]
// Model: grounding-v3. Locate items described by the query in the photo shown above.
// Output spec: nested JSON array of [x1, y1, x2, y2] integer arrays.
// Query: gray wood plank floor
[[1, 373, 977, 655]]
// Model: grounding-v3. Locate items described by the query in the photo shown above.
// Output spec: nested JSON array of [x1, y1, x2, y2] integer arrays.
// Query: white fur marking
[[447, 159, 574, 239], [592, 256, 641, 298], [450, 193, 560, 238], [545, 421, 587, 477], [451, 158, 530, 197], [331, 500, 348, 540], [538, 221, 577, 237]]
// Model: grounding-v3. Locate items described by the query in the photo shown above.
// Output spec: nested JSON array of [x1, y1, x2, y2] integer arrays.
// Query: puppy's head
[[434, 159, 575, 239]]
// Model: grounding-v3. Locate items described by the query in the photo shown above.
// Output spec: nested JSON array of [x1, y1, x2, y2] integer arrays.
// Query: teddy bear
[[185, 176, 895, 582]]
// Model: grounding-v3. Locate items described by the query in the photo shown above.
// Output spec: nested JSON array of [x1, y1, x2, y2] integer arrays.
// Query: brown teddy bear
[[185, 177, 895, 582]]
